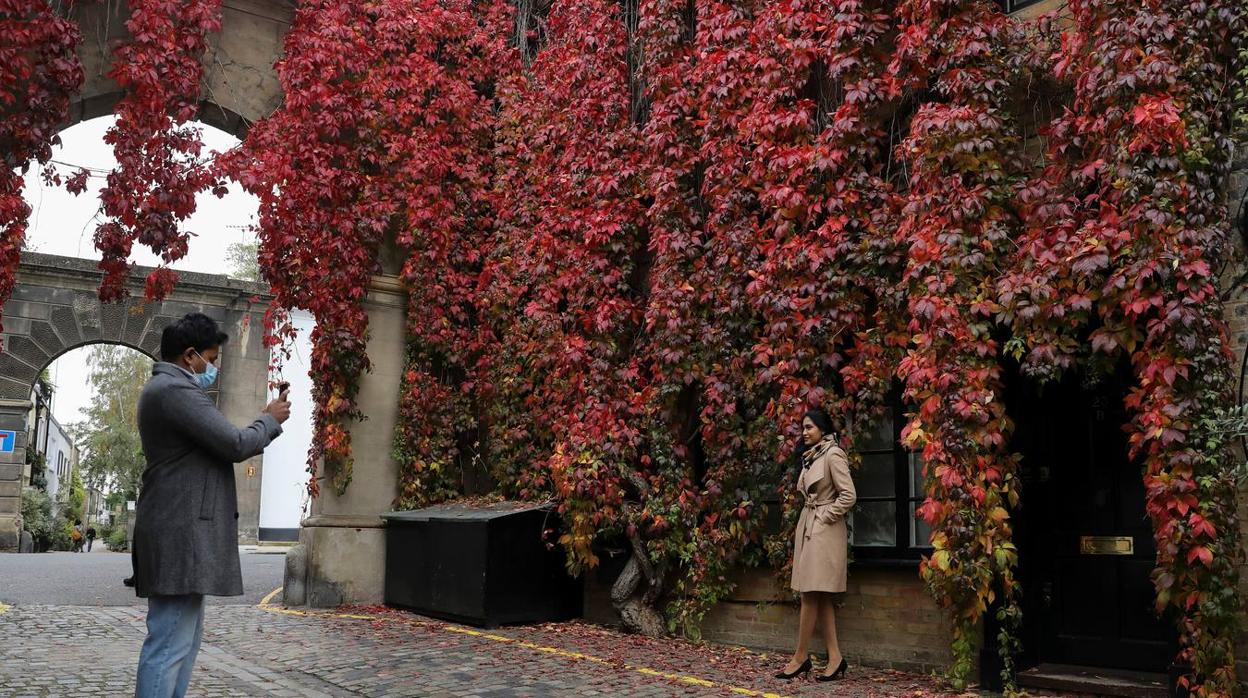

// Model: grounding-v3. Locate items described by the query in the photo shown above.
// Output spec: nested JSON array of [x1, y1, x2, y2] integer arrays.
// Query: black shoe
[[817, 657, 848, 682], [774, 657, 812, 680], [122, 576, 135, 588]]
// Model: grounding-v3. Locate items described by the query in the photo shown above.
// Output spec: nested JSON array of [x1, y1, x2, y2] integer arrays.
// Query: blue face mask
[[192, 351, 219, 389]]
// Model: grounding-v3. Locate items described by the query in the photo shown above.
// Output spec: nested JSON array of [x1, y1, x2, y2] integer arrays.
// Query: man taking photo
[[131, 312, 291, 698]]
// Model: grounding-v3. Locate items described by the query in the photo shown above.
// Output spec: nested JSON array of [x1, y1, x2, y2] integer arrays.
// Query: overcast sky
[[23, 116, 259, 426]]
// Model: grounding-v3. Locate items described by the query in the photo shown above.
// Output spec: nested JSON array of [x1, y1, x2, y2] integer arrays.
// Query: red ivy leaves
[[484, 0, 645, 536], [230, 0, 509, 496], [890, 0, 1024, 689], [1001, 1, 1246, 694], [391, 0, 510, 507], [213, 0, 1245, 688], [95, 0, 223, 302], [0, 1, 84, 333], [6, 6, 1244, 688]]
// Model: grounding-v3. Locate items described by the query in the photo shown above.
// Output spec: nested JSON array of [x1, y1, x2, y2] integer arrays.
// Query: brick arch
[[0, 253, 274, 550], [38, 340, 156, 377], [64, 90, 256, 143], [0, 295, 164, 402], [65, 0, 293, 138]]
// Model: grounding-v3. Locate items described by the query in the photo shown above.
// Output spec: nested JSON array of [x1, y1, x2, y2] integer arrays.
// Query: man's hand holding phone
[[264, 381, 292, 424]]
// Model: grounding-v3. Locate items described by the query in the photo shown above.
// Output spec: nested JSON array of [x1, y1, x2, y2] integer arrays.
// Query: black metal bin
[[382, 502, 582, 627]]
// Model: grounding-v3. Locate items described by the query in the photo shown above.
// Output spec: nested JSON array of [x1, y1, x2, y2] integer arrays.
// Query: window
[[995, 0, 1044, 12], [849, 396, 932, 561]]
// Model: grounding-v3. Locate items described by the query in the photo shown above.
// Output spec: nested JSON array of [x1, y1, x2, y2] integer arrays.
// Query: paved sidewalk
[[0, 597, 966, 697]]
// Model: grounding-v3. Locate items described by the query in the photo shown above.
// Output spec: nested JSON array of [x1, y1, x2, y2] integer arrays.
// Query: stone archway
[[0, 1, 297, 550], [0, 252, 273, 550], [64, 0, 292, 137]]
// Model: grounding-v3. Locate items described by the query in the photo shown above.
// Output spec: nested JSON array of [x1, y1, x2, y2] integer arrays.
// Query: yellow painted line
[[633, 666, 716, 687], [729, 689, 790, 698], [0, 602, 10, 616], [256, 588, 792, 698], [259, 587, 282, 606]]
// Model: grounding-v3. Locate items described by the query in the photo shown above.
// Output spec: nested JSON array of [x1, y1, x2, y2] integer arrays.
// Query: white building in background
[[39, 411, 78, 508], [258, 309, 316, 541], [26, 378, 80, 504], [23, 378, 54, 492]]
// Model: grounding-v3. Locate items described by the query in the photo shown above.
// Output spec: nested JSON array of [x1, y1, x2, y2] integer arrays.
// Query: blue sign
[[0, 431, 13, 453]]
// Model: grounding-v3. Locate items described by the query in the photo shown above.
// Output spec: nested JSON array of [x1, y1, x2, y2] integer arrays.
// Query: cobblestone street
[[0, 596, 966, 698]]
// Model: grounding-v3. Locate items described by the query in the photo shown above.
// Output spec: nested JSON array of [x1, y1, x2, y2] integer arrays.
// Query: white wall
[[45, 416, 76, 509], [258, 309, 316, 535]]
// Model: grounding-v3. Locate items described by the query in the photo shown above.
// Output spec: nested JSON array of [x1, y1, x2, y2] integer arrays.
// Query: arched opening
[[63, 0, 291, 141], [64, 92, 255, 143], [23, 115, 259, 277], [1, 115, 310, 552], [19, 342, 152, 553]]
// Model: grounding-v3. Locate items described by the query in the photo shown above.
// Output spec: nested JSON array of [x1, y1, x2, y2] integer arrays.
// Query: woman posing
[[775, 408, 857, 682]]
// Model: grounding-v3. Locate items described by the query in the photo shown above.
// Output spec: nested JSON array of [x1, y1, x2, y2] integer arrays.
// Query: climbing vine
[[744, 0, 906, 582], [0, 1, 83, 332], [19, 0, 1242, 689], [889, 0, 1026, 688], [392, 0, 511, 508], [483, 0, 653, 629], [231, 0, 509, 496], [1001, 1, 1247, 694], [95, 0, 224, 302]]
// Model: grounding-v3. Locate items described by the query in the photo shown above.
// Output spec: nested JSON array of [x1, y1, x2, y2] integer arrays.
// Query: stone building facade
[[21, 0, 1248, 694], [0, 254, 272, 549]]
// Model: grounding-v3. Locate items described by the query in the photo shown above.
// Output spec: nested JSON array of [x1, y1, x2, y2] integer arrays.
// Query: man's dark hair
[[160, 313, 229, 362]]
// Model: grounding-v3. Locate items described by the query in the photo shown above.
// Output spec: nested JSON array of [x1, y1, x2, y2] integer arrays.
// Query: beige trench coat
[[791, 438, 856, 593]]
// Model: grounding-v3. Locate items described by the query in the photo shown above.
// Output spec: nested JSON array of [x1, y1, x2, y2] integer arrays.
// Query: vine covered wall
[[0, 0, 84, 332], [2, 0, 1247, 693]]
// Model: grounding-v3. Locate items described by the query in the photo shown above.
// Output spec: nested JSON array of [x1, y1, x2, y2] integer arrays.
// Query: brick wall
[[585, 563, 958, 675]]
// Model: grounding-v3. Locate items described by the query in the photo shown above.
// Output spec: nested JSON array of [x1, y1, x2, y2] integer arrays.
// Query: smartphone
[[277, 381, 291, 400]]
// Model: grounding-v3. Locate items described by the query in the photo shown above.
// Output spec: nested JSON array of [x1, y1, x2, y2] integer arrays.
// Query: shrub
[[49, 520, 73, 551], [20, 486, 55, 550], [106, 526, 129, 552]]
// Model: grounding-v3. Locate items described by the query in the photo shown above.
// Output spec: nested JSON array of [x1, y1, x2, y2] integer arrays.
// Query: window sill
[[849, 556, 922, 569]]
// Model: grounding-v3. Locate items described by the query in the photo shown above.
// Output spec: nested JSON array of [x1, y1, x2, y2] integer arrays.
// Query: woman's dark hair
[[792, 407, 835, 472], [160, 312, 229, 362], [803, 408, 834, 436]]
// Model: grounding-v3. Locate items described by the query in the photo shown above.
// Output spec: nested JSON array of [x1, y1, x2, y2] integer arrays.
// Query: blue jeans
[[134, 594, 205, 698]]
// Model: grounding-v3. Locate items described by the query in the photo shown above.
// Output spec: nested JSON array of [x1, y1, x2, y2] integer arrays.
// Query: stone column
[[215, 305, 272, 545], [0, 398, 32, 551], [291, 275, 405, 606]]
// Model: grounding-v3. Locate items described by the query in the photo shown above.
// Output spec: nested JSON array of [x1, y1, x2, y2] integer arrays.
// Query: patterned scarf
[[800, 434, 837, 469]]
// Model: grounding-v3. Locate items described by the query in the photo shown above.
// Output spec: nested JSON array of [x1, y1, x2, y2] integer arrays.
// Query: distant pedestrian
[[71, 520, 84, 553], [86, 526, 97, 552], [132, 313, 290, 698]]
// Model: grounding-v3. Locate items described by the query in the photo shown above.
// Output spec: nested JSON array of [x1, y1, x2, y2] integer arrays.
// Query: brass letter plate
[[1079, 536, 1134, 555]]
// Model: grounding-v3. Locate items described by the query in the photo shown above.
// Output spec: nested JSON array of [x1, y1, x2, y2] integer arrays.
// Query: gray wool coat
[[132, 362, 282, 598]]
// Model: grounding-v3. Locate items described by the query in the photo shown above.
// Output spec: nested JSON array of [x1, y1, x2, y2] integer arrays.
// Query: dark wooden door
[[1013, 368, 1177, 672]]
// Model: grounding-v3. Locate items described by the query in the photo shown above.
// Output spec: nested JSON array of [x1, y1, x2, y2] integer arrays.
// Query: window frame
[[849, 395, 931, 564], [996, 0, 1044, 13]]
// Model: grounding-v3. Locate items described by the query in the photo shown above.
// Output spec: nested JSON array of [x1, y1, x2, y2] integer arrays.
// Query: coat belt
[[800, 497, 836, 539]]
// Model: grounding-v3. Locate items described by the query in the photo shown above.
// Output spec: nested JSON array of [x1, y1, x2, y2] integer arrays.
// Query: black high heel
[[817, 657, 848, 682], [774, 657, 812, 680]]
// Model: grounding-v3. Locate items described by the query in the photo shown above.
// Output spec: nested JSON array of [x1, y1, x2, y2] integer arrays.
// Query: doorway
[[1010, 364, 1178, 672]]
